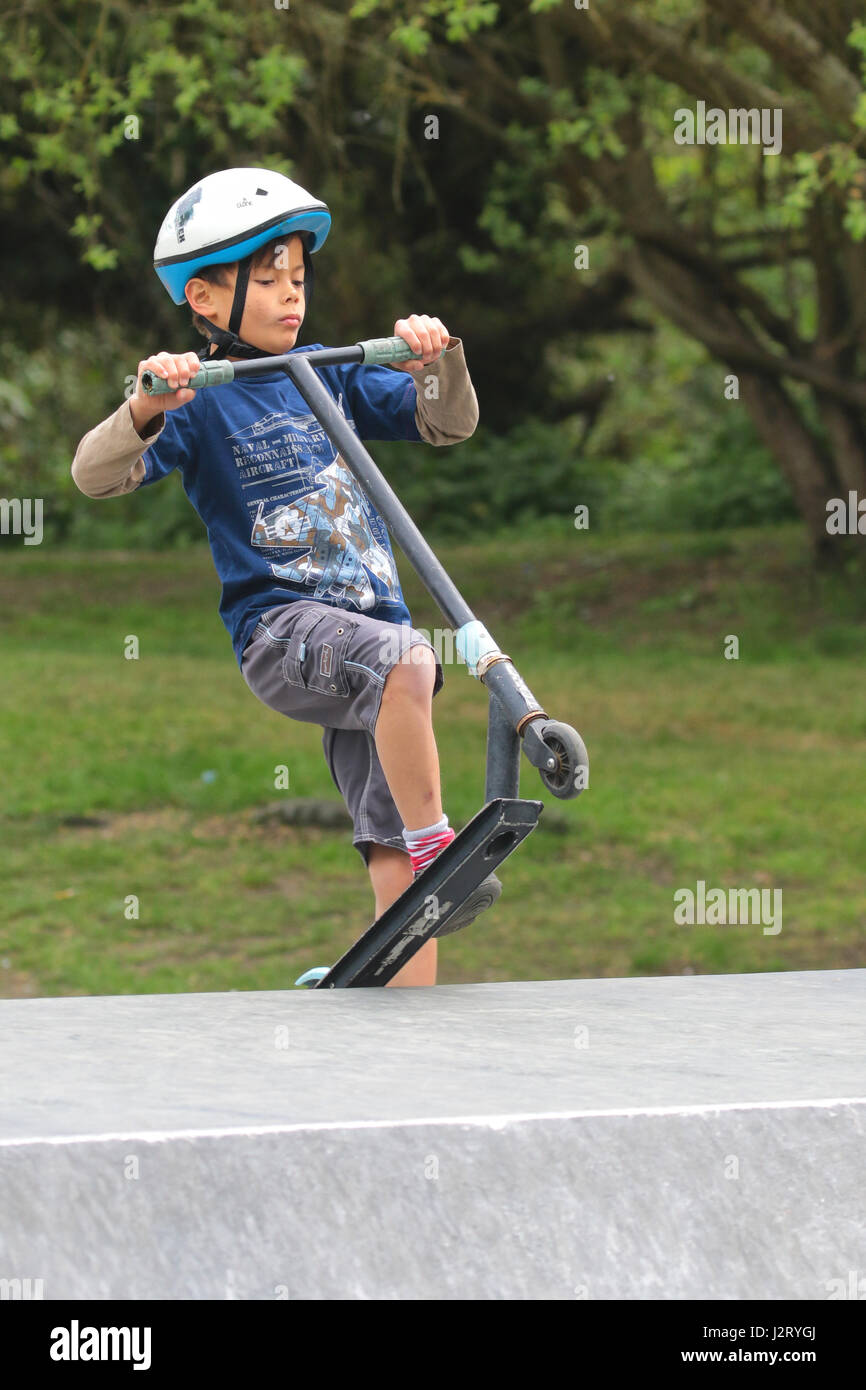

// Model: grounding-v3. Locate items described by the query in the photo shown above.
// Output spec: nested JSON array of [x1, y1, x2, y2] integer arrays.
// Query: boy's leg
[[241, 602, 447, 986], [362, 646, 446, 986], [374, 646, 443, 830], [322, 726, 440, 986], [367, 843, 438, 987]]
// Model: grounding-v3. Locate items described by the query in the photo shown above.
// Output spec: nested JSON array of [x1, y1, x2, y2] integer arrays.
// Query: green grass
[[1, 520, 864, 996]]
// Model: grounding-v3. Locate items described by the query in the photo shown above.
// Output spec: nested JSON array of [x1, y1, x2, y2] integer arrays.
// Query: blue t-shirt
[[139, 345, 423, 666]]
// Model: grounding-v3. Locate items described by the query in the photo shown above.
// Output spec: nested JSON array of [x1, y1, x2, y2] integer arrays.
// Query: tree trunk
[[736, 373, 837, 557]]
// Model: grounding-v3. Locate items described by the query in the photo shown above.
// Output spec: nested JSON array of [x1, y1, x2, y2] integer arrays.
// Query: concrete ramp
[[1, 970, 864, 1300]]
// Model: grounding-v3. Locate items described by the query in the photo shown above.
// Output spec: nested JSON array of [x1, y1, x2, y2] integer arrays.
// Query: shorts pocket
[[281, 605, 355, 698]]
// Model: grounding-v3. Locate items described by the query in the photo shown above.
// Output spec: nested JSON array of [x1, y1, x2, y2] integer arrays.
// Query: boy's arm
[[412, 336, 479, 446], [71, 350, 199, 498], [71, 400, 167, 499]]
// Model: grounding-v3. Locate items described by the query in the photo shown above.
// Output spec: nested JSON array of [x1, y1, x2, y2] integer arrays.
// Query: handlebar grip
[[140, 360, 236, 395], [357, 336, 447, 366]]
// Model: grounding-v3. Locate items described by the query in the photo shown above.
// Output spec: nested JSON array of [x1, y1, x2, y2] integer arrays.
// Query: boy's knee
[[382, 642, 437, 697]]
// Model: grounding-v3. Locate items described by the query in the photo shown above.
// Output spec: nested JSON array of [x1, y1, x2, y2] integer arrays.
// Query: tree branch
[[715, 0, 862, 126]]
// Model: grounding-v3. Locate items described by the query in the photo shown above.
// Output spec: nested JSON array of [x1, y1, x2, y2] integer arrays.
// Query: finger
[[409, 314, 434, 357], [149, 351, 180, 388], [147, 355, 179, 389], [407, 316, 432, 356], [394, 318, 422, 354], [144, 358, 180, 391], [138, 359, 168, 389], [423, 316, 444, 359]]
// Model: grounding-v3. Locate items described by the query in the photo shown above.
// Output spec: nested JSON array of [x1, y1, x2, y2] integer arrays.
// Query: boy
[[71, 167, 501, 988]]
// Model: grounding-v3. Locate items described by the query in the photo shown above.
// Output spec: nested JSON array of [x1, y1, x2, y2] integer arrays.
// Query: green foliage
[[610, 431, 797, 534], [384, 417, 606, 539], [0, 311, 201, 550], [349, 0, 500, 45], [774, 19, 866, 239], [546, 71, 630, 161], [0, 0, 310, 271]]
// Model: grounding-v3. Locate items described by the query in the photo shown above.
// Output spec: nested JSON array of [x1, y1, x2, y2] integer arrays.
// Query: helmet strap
[[197, 323, 273, 360], [228, 253, 253, 338], [301, 239, 315, 312]]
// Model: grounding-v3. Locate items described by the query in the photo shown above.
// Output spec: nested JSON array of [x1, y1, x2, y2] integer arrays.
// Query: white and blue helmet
[[153, 167, 330, 303], [153, 167, 331, 357]]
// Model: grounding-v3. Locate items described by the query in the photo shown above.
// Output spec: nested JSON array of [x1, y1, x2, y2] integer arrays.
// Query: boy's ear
[[185, 277, 216, 317]]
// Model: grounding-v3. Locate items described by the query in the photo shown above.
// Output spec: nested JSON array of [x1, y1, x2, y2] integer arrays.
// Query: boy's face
[[185, 233, 306, 357]]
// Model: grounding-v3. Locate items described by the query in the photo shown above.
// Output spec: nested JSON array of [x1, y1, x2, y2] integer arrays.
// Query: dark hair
[[189, 233, 308, 339]]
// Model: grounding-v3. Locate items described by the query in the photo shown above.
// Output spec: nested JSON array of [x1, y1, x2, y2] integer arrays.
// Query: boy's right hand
[[129, 351, 201, 435]]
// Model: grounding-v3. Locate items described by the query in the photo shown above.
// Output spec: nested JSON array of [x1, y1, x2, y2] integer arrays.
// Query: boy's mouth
[[279, 315, 301, 326]]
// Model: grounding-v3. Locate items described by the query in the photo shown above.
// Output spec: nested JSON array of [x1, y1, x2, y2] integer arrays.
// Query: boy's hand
[[391, 315, 450, 372], [129, 351, 201, 435]]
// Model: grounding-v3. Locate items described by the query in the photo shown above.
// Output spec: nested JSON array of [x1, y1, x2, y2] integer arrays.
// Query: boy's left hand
[[392, 315, 450, 372]]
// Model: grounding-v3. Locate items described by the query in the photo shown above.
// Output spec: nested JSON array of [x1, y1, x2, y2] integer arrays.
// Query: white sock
[[402, 813, 449, 845]]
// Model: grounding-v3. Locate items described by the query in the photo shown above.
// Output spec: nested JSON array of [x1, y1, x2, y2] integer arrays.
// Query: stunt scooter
[[142, 336, 589, 986]]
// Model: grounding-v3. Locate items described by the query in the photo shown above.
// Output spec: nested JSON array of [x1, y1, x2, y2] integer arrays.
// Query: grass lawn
[[1, 520, 864, 996]]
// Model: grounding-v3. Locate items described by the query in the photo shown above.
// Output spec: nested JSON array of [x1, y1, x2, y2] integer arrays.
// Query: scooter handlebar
[[139, 337, 446, 395]]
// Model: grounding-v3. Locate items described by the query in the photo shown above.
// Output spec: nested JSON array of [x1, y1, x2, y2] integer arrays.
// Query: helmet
[[153, 167, 331, 358]]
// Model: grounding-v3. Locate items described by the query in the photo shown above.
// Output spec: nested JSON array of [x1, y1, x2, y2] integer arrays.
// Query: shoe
[[416, 870, 502, 937], [294, 965, 330, 988]]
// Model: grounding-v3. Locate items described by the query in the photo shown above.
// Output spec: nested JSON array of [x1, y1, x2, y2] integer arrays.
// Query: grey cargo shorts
[[240, 600, 444, 868]]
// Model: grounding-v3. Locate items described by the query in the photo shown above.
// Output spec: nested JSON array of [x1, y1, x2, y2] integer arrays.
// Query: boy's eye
[[255, 279, 305, 288]]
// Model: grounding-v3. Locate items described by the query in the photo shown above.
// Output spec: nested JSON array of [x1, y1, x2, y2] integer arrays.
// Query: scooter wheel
[[536, 720, 589, 800]]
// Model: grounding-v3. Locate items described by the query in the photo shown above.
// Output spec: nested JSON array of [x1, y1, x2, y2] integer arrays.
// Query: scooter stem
[[284, 354, 553, 802]]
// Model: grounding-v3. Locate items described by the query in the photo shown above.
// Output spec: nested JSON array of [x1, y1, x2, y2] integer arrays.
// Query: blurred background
[[1, 0, 864, 995]]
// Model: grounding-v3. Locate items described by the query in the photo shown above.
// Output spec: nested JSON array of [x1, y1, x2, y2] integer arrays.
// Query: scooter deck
[[314, 797, 543, 987]]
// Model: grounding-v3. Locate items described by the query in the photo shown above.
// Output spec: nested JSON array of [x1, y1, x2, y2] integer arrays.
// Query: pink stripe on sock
[[408, 827, 456, 875]]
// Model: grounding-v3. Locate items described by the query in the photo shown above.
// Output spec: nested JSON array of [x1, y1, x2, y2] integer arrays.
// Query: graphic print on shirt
[[228, 400, 402, 610]]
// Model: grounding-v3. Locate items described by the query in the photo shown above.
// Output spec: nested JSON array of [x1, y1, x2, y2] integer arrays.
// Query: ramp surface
[[1, 970, 864, 1299]]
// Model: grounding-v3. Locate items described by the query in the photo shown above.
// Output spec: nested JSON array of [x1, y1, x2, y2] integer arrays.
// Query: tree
[[346, 0, 866, 557]]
